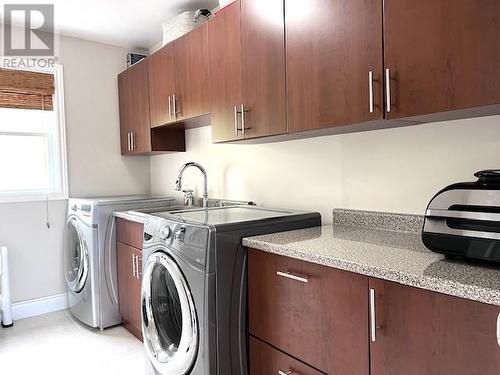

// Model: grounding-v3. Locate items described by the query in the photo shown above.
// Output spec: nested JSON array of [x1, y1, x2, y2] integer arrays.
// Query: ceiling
[[1, 0, 219, 50]]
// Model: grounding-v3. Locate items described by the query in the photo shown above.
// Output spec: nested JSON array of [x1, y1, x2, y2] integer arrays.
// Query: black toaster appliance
[[422, 170, 500, 264]]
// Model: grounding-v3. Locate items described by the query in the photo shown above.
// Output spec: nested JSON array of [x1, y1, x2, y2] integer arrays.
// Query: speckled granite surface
[[243, 210, 500, 306], [333, 208, 424, 233]]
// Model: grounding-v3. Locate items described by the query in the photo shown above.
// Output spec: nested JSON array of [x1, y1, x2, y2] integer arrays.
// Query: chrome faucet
[[175, 162, 208, 208]]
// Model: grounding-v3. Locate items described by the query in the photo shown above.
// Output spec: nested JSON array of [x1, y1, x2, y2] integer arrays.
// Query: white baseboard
[[12, 293, 68, 321]]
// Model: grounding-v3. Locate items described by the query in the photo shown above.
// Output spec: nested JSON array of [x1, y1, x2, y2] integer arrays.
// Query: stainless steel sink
[[115, 198, 256, 223], [139, 198, 255, 214]]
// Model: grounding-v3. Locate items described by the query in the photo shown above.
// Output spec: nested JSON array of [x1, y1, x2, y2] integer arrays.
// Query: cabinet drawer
[[116, 218, 143, 249], [250, 336, 324, 375], [248, 248, 369, 374]]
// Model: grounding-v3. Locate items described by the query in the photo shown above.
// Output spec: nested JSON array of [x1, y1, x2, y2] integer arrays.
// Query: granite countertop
[[243, 210, 500, 307]]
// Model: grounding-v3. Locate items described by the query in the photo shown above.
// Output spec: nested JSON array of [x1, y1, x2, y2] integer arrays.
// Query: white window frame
[[0, 64, 68, 203]]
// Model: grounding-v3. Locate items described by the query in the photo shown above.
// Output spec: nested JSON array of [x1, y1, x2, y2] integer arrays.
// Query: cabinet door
[[174, 23, 210, 121], [209, 2, 244, 142], [370, 279, 500, 375], [129, 246, 142, 340], [116, 218, 144, 249], [117, 242, 143, 340], [240, 0, 286, 139], [117, 59, 151, 154], [250, 336, 324, 375], [384, 0, 500, 119], [118, 70, 132, 155], [248, 249, 369, 374], [286, 0, 383, 133], [148, 44, 176, 127]]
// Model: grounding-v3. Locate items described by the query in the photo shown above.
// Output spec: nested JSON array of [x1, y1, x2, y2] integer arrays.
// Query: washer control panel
[[143, 218, 210, 268]]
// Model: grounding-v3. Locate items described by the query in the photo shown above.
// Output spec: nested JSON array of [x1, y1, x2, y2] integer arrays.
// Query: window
[[0, 66, 67, 202]]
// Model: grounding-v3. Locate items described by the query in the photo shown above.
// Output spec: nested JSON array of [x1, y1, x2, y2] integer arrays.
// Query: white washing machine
[[64, 196, 176, 329]]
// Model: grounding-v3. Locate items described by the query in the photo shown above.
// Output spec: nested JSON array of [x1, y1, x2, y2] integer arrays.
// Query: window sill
[[0, 194, 68, 205]]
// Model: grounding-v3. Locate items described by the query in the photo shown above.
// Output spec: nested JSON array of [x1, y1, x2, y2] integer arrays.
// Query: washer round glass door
[[65, 217, 89, 294], [142, 251, 198, 375]]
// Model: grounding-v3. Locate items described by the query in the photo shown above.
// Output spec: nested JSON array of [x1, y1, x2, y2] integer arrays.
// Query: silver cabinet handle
[[173, 94, 179, 116], [241, 104, 246, 135], [168, 95, 172, 118], [497, 312, 500, 347], [131, 132, 136, 150], [127, 132, 131, 151], [276, 271, 309, 283], [135, 255, 142, 280], [132, 253, 136, 277], [368, 70, 374, 113], [370, 288, 377, 342], [234, 106, 239, 135], [278, 371, 293, 375], [385, 68, 391, 113]]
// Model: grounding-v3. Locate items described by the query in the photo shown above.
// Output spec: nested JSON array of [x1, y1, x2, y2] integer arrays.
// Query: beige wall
[[61, 36, 151, 197], [151, 115, 500, 224], [1, 35, 150, 303]]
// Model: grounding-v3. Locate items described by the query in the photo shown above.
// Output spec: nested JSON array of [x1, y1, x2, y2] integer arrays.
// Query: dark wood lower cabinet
[[117, 241, 142, 341], [248, 248, 500, 375], [370, 278, 500, 375], [249, 336, 325, 375], [116, 217, 144, 250], [248, 249, 369, 375]]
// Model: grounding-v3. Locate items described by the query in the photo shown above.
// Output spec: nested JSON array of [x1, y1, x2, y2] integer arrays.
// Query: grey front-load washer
[[141, 206, 321, 375], [64, 196, 175, 329]]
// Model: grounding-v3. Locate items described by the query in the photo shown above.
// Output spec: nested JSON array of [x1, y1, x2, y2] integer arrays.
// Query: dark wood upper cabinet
[[384, 0, 500, 119], [240, 0, 287, 139], [118, 59, 151, 154], [118, 51, 185, 155], [248, 249, 369, 374], [286, 0, 383, 133], [118, 0, 500, 148], [209, 0, 286, 142], [148, 44, 176, 127], [174, 23, 210, 121], [370, 278, 500, 375], [208, 2, 244, 142]]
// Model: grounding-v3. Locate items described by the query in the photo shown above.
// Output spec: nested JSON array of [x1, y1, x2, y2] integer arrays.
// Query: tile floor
[[0, 310, 153, 375]]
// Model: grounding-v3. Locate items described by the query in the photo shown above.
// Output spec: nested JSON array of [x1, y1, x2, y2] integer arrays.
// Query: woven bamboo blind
[[0, 68, 55, 110]]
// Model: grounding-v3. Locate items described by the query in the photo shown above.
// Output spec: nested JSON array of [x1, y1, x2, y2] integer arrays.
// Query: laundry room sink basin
[[117, 198, 256, 223], [147, 198, 255, 213]]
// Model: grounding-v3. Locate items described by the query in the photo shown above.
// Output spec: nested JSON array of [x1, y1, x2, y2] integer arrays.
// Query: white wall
[[150, 115, 500, 224], [60, 36, 151, 197], [0, 200, 67, 302], [0, 35, 150, 303]]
